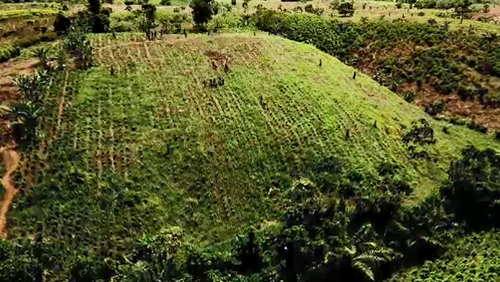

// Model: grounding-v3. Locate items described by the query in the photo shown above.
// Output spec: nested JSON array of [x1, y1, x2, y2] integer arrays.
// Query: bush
[[304, 4, 324, 16], [466, 120, 487, 134], [160, 0, 171, 5], [231, 0, 236, 5], [417, 11, 425, 16], [425, 100, 446, 116], [495, 131, 500, 141], [53, 12, 71, 35], [124, 0, 134, 4], [337, 2, 354, 17], [190, 0, 216, 25], [441, 146, 500, 229], [396, 2, 402, 9], [402, 91, 415, 103], [207, 12, 243, 31]]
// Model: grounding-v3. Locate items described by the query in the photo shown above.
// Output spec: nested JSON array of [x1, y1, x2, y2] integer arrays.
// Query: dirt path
[[0, 146, 20, 239]]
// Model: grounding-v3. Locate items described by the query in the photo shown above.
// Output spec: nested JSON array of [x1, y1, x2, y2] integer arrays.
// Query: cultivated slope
[[8, 33, 500, 246]]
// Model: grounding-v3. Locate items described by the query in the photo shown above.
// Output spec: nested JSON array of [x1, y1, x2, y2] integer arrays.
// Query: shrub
[[466, 120, 487, 134], [425, 100, 445, 116], [231, 0, 236, 5], [441, 146, 500, 229], [495, 131, 500, 141], [337, 2, 354, 17], [242, 0, 249, 10], [207, 12, 243, 31], [124, 0, 134, 4], [190, 0, 216, 26], [53, 12, 71, 35], [160, 0, 171, 5], [417, 11, 425, 16], [304, 4, 324, 16], [396, 2, 402, 9], [402, 91, 415, 103]]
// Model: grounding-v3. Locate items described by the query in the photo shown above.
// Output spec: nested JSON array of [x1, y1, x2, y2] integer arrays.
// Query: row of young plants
[[252, 10, 500, 131]]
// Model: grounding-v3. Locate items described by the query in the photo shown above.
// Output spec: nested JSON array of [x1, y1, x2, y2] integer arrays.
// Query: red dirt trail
[[0, 145, 20, 239]]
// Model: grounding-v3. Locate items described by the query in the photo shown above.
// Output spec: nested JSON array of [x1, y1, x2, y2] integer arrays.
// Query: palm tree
[[343, 242, 394, 281], [319, 241, 394, 282]]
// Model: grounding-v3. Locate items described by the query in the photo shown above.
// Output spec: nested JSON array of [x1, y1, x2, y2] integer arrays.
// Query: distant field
[[0, 8, 58, 21]]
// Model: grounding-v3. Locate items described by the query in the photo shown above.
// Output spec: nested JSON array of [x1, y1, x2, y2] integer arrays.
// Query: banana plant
[[32, 47, 50, 69], [13, 69, 51, 103], [4, 101, 43, 150]]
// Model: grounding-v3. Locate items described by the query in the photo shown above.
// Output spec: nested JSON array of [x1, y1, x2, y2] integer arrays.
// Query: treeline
[[252, 10, 500, 128]]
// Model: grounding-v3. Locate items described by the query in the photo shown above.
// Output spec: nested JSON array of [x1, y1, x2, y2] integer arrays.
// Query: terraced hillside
[[3, 33, 500, 279]]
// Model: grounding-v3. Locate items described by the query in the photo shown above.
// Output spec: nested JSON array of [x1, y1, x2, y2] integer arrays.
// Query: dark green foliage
[[304, 4, 324, 16], [466, 120, 487, 134], [160, 0, 172, 5], [5, 101, 43, 150], [454, 0, 472, 17], [139, 4, 157, 39], [402, 119, 436, 145], [337, 2, 354, 17], [441, 146, 500, 229], [402, 119, 436, 160], [231, 0, 236, 5], [396, 2, 402, 8], [64, 27, 94, 69], [401, 91, 415, 103], [425, 100, 445, 116], [495, 131, 500, 141], [53, 12, 71, 35], [76, 0, 112, 33], [190, 0, 216, 25], [13, 69, 51, 103]]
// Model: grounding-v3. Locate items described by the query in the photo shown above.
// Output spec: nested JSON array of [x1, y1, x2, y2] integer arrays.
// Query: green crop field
[[389, 231, 500, 282], [10, 33, 499, 242]]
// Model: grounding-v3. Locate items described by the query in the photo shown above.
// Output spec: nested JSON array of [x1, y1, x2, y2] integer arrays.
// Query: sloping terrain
[[3, 33, 500, 279]]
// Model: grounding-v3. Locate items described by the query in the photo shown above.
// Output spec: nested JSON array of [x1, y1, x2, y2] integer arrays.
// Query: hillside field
[[6, 33, 499, 244]]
